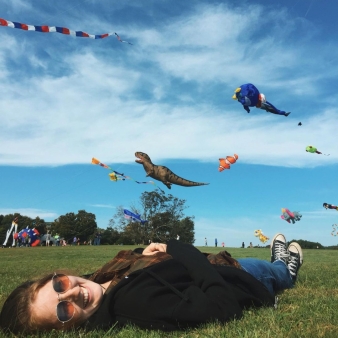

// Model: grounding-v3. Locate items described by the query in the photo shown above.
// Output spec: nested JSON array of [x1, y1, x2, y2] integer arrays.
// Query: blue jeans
[[237, 258, 293, 295]]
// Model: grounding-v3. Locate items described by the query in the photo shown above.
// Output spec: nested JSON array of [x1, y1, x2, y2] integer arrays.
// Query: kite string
[[92, 158, 164, 192]]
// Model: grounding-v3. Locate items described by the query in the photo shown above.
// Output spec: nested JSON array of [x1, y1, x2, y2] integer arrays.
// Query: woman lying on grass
[[0, 233, 303, 335]]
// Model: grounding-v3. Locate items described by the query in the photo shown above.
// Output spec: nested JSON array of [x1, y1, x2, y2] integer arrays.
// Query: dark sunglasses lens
[[57, 301, 75, 322], [53, 274, 71, 293]]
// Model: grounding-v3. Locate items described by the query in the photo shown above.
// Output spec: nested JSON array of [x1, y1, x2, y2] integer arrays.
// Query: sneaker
[[285, 112, 291, 116], [270, 233, 289, 264], [287, 242, 303, 282]]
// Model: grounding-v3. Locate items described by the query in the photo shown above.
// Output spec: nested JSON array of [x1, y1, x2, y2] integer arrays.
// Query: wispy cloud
[[0, 208, 58, 219], [89, 204, 116, 209], [0, 2, 337, 168]]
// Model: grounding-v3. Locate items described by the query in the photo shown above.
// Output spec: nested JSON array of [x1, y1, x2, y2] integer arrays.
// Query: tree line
[[0, 190, 195, 245]]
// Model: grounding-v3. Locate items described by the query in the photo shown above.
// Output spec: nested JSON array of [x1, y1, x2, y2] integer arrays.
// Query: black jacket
[[85, 240, 274, 331]]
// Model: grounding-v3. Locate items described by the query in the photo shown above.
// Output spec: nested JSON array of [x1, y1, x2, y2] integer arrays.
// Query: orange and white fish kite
[[218, 154, 238, 172]]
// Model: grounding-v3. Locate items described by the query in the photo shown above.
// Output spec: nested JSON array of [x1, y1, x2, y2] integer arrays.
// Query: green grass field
[[0, 245, 337, 337]]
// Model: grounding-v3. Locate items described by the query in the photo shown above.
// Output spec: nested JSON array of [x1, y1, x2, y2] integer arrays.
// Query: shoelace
[[288, 254, 299, 276], [274, 241, 289, 261]]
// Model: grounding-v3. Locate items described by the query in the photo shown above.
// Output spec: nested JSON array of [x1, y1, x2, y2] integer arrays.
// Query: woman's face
[[31, 276, 104, 330]]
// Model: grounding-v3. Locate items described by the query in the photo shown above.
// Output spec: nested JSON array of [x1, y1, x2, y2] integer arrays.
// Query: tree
[[109, 189, 195, 244], [288, 239, 323, 249], [52, 210, 97, 243], [100, 226, 120, 245]]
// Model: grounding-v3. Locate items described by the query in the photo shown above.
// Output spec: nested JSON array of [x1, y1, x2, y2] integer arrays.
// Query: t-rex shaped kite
[[135, 152, 209, 189]]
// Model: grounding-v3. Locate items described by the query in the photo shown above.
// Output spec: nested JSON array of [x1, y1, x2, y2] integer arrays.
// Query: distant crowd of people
[[15, 231, 103, 247]]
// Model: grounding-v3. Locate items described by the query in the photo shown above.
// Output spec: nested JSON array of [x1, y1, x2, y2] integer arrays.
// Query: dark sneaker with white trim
[[270, 233, 289, 264], [287, 242, 303, 283]]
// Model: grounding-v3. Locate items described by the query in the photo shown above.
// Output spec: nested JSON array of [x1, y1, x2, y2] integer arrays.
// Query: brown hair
[[0, 273, 54, 335]]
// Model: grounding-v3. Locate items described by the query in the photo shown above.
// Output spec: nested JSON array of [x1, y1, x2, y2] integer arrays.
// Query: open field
[[1, 245, 337, 337]]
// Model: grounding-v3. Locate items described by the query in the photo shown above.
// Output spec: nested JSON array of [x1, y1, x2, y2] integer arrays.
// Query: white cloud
[[0, 2, 337, 168], [89, 204, 116, 209], [0, 208, 57, 219]]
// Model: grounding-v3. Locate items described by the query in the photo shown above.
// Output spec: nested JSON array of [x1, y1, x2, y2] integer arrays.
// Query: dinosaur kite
[[281, 208, 302, 224], [306, 146, 329, 156], [123, 209, 148, 225], [0, 17, 120, 40], [135, 152, 209, 189], [232, 83, 290, 117], [323, 203, 338, 211], [219, 154, 238, 172], [254, 229, 269, 244]]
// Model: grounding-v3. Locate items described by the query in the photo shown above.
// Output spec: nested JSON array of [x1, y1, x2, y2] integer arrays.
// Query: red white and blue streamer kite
[[0, 18, 132, 43]]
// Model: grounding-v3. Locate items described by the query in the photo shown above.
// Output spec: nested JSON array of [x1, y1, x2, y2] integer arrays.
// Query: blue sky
[[1, 0, 337, 247]]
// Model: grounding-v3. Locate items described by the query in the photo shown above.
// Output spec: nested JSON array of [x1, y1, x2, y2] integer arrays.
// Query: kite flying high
[[254, 229, 269, 244], [91, 157, 157, 186], [280, 208, 302, 224], [0, 18, 132, 44], [306, 146, 329, 156], [218, 154, 238, 172], [135, 152, 209, 189], [323, 203, 338, 211], [232, 83, 290, 117]]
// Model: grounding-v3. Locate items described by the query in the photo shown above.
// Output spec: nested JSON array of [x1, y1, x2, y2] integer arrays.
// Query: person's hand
[[142, 242, 167, 255]]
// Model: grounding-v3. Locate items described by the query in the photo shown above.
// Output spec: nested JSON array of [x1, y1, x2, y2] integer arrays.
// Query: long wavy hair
[[0, 273, 56, 334]]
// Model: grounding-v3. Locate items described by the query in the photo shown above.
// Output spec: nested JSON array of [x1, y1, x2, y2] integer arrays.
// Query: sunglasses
[[52, 273, 76, 324]]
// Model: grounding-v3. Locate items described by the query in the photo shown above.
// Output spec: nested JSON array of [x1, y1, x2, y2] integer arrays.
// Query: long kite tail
[[114, 32, 133, 45], [0, 18, 114, 39], [92, 157, 162, 189]]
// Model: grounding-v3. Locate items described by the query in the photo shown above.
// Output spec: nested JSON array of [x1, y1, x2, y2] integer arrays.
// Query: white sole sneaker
[[270, 233, 288, 263], [287, 242, 303, 281]]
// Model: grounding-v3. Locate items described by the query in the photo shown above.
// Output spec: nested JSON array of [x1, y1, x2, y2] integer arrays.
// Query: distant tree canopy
[[108, 189, 195, 245], [52, 210, 97, 243], [288, 239, 324, 249]]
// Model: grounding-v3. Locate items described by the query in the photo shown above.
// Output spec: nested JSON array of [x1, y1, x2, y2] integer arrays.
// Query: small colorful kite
[[123, 209, 148, 225], [0, 18, 133, 43], [254, 229, 269, 244], [281, 208, 302, 224], [232, 83, 290, 117], [91, 157, 159, 187], [219, 154, 238, 172], [306, 145, 329, 156], [331, 224, 338, 236], [323, 203, 338, 211]]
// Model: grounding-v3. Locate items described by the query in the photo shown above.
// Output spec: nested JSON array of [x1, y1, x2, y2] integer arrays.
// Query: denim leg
[[237, 258, 293, 295]]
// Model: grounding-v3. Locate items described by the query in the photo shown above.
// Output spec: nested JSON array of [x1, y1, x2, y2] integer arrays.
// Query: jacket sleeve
[[166, 240, 243, 322], [166, 240, 229, 290]]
